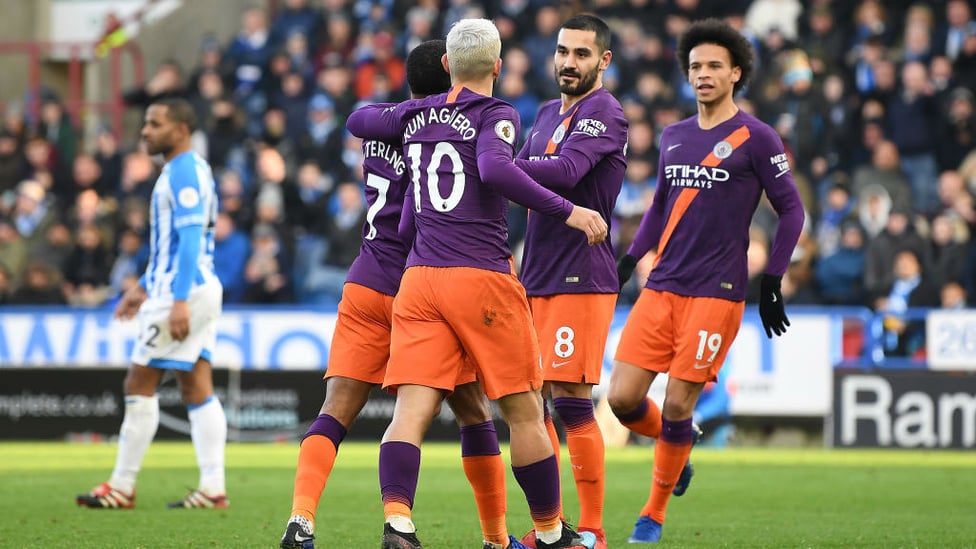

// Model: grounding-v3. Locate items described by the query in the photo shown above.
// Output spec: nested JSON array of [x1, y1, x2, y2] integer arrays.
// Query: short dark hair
[[560, 13, 611, 53], [677, 18, 754, 95], [152, 97, 198, 133], [406, 39, 451, 98]]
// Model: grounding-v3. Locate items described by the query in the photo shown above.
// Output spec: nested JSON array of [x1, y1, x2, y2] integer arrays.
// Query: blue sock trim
[[187, 394, 215, 411], [147, 357, 195, 371]]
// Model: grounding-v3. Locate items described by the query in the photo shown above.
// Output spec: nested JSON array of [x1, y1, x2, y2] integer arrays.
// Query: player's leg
[[458, 271, 588, 549], [76, 362, 164, 508], [532, 293, 616, 548], [170, 356, 228, 508], [282, 376, 372, 548], [625, 294, 743, 543], [380, 384, 445, 549], [284, 283, 394, 547], [447, 380, 509, 548], [379, 267, 466, 548]]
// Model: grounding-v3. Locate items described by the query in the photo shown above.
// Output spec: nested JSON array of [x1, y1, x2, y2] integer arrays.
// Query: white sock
[[387, 515, 416, 533], [189, 395, 227, 495], [109, 394, 159, 494], [536, 525, 562, 544]]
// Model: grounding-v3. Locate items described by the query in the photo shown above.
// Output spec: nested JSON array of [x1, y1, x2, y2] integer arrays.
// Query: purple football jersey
[[344, 138, 410, 296], [346, 87, 574, 274], [516, 88, 628, 296], [629, 110, 804, 301]]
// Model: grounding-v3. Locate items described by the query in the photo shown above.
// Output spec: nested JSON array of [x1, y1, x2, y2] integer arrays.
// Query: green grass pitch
[[2, 441, 974, 548]]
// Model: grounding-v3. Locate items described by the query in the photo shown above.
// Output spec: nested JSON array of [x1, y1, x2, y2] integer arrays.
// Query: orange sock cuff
[[383, 501, 412, 520]]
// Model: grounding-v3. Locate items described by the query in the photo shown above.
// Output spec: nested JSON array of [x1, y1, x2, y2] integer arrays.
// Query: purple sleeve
[[752, 126, 805, 276], [346, 103, 401, 141], [398, 187, 416, 245], [627, 184, 666, 258], [514, 106, 624, 190], [478, 108, 573, 220]]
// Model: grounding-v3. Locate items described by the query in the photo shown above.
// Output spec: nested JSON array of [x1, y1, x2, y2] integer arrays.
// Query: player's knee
[[607, 391, 641, 419]]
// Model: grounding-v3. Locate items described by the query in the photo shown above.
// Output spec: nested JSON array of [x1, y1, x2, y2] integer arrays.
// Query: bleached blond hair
[[445, 18, 501, 81]]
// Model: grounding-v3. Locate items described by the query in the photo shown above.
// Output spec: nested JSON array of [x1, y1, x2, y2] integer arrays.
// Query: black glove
[[759, 274, 790, 338], [616, 254, 638, 292]]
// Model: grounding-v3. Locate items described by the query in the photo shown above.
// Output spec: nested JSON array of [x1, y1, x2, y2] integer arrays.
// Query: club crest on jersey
[[495, 120, 516, 145], [712, 140, 733, 159], [177, 187, 200, 208], [551, 124, 566, 144]]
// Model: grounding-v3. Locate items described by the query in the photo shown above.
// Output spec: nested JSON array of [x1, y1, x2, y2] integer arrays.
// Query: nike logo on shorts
[[551, 360, 571, 368], [693, 363, 711, 369]]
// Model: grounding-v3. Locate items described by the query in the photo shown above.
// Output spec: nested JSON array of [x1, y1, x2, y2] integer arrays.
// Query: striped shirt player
[[134, 150, 221, 370], [77, 99, 227, 512]]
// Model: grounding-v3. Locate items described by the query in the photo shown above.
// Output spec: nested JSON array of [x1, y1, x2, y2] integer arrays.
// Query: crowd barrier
[[0, 305, 972, 447]]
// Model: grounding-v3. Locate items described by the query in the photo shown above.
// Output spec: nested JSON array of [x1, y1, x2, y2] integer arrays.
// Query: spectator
[[93, 128, 123, 198], [933, 0, 976, 61], [928, 212, 968, 289], [117, 150, 155, 203], [864, 206, 930, 302], [312, 13, 357, 74], [851, 140, 913, 215], [8, 260, 66, 305], [887, 61, 940, 214], [37, 97, 78, 170], [875, 248, 940, 357], [243, 222, 293, 303], [352, 31, 406, 101], [62, 223, 113, 306], [107, 227, 147, 299], [33, 222, 74, 276], [816, 220, 867, 305], [815, 180, 855, 258], [269, 0, 320, 48], [938, 87, 976, 171], [122, 59, 187, 110], [11, 179, 57, 248], [0, 130, 23, 199], [213, 211, 250, 304], [300, 181, 366, 304], [0, 216, 27, 288]]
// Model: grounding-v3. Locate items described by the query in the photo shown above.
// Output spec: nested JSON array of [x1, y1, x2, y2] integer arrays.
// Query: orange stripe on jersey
[[543, 106, 580, 155], [653, 125, 751, 268], [652, 188, 699, 269], [700, 125, 751, 167], [446, 86, 463, 104]]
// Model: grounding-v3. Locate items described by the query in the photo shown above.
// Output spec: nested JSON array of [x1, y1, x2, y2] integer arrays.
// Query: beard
[[556, 66, 599, 96]]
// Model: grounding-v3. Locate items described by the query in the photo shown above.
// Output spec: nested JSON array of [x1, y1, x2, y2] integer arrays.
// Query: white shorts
[[130, 280, 222, 371]]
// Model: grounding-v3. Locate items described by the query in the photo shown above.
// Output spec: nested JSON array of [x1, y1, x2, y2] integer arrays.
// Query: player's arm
[[753, 127, 805, 278], [478, 108, 606, 244], [752, 125, 805, 338], [169, 169, 206, 340], [514, 105, 626, 190], [398, 186, 417, 245], [616, 138, 668, 289], [346, 103, 401, 142]]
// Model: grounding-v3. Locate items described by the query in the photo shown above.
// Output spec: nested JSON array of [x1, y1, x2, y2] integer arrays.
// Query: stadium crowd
[[1, 0, 975, 323]]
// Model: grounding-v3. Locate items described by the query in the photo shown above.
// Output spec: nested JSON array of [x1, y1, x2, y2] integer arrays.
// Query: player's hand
[[565, 205, 608, 246], [616, 254, 638, 291], [758, 274, 790, 338], [113, 285, 147, 320], [169, 300, 191, 341]]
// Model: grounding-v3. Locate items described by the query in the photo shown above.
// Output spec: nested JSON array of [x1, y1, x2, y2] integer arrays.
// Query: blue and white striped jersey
[[144, 151, 218, 298]]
